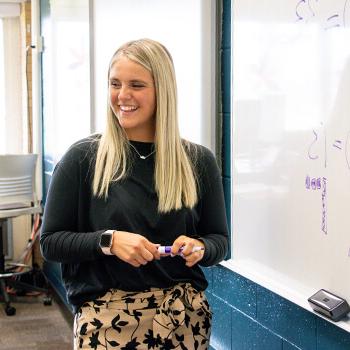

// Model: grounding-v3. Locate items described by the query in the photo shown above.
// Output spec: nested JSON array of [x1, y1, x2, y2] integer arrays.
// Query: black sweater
[[40, 136, 228, 312]]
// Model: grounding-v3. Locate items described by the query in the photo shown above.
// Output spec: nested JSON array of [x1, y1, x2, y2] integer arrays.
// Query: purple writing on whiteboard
[[308, 130, 320, 161], [305, 175, 327, 234], [295, 0, 349, 29], [305, 175, 311, 189], [307, 127, 350, 171], [321, 177, 327, 234], [305, 176, 321, 190], [333, 140, 342, 150]]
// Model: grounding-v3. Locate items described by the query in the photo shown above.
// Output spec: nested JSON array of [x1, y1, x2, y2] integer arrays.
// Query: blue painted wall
[[207, 1, 350, 349]]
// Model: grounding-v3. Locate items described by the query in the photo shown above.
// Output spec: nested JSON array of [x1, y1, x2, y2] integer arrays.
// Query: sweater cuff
[[198, 237, 213, 266], [96, 230, 111, 257]]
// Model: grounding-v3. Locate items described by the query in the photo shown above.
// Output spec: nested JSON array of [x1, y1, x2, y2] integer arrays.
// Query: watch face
[[100, 233, 112, 247]]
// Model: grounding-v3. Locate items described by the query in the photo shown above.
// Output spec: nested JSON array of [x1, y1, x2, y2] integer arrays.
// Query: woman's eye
[[130, 83, 146, 89], [110, 81, 147, 89], [110, 82, 121, 88]]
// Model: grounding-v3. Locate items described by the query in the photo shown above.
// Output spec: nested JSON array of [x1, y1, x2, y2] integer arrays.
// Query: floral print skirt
[[74, 283, 212, 350]]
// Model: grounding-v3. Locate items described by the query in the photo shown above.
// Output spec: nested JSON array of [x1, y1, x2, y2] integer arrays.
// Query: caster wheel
[[43, 296, 52, 306], [5, 305, 16, 316]]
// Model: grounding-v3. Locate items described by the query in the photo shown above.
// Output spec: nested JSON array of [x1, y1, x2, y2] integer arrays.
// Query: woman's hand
[[110, 231, 161, 267], [171, 235, 205, 267]]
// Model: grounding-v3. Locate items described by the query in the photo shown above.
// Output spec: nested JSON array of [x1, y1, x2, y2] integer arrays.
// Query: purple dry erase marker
[[157, 246, 204, 255]]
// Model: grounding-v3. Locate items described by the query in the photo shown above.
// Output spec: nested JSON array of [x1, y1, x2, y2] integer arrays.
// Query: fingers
[[128, 243, 159, 266], [171, 235, 205, 267], [183, 249, 204, 267], [171, 235, 189, 255], [110, 231, 205, 268], [144, 241, 161, 260], [111, 231, 160, 267]]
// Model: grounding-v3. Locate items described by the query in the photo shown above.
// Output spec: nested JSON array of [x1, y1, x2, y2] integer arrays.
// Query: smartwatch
[[99, 230, 115, 255]]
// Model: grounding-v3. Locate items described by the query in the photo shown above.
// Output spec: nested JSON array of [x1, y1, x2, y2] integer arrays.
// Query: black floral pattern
[[88, 331, 101, 349], [74, 284, 212, 349], [143, 329, 162, 349]]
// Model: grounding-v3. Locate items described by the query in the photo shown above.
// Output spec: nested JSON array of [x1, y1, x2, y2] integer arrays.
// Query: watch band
[[99, 230, 115, 255]]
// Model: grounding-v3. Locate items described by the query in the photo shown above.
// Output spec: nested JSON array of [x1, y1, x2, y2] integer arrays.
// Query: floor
[[0, 294, 73, 350]]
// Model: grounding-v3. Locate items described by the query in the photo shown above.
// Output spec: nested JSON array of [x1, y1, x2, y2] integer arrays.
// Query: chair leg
[[7, 270, 51, 294], [0, 278, 16, 316], [0, 216, 52, 313], [5, 266, 53, 305]]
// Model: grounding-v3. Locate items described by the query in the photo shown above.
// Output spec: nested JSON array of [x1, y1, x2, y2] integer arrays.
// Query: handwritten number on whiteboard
[[333, 140, 342, 150], [296, 0, 316, 21], [295, 0, 348, 27], [326, 14, 341, 29], [296, 0, 307, 21], [328, 14, 340, 21], [308, 130, 319, 160]]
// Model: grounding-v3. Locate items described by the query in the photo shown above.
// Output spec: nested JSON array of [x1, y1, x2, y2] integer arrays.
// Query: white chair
[[0, 154, 48, 316]]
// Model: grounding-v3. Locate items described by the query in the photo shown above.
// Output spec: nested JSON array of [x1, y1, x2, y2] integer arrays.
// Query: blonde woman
[[40, 38, 228, 349]]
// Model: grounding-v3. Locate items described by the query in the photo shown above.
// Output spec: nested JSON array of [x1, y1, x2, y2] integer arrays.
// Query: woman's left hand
[[171, 235, 205, 267]]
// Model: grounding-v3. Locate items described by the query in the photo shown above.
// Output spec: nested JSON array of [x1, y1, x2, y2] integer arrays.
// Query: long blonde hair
[[93, 38, 197, 212]]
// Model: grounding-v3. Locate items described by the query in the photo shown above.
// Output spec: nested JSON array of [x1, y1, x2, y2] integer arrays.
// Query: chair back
[[0, 154, 38, 209]]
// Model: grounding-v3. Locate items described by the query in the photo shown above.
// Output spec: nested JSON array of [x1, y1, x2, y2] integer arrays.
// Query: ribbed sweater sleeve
[[40, 141, 105, 263], [196, 147, 229, 266]]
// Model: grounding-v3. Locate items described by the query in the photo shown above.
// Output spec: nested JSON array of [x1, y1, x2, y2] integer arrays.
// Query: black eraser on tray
[[308, 289, 350, 322]]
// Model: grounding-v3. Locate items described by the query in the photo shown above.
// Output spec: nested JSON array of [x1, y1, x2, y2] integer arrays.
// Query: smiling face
[[109, 56, 156, 141]]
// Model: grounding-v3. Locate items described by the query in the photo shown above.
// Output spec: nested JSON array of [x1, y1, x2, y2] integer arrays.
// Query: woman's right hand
[[110, 231, 160, 267]]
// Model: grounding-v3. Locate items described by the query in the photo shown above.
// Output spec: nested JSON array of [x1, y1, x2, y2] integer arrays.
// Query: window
[[93, 0, 216, 150], [0, 3, 24, 154], [0, 19, 4, 152], [41, 0, 91, 166]]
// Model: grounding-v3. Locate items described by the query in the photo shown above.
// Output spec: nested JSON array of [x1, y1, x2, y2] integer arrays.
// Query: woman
[[40, 38, 228, 349]]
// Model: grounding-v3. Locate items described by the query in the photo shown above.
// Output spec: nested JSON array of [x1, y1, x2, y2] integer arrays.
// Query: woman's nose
[[118, 85, 131, 99]]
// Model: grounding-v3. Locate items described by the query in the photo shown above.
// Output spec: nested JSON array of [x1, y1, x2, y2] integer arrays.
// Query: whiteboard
[[230, 0, 350, 329]]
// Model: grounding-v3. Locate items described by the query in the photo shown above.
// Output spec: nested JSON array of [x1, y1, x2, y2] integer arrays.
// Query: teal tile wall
[[207, 266, 350, 349], [207, 292, 232, 350], [212, 267, 256, 318], [256, 286, 316, 349], [316, 318, 350, 350], [211, 0, 350, 349], [282, 341, 301, 350], [231, 308, 282, 350], [202, 266, 214, 292]]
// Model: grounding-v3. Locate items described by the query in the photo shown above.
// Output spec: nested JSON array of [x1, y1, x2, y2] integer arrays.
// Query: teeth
[[120, 105, 137, 112]]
